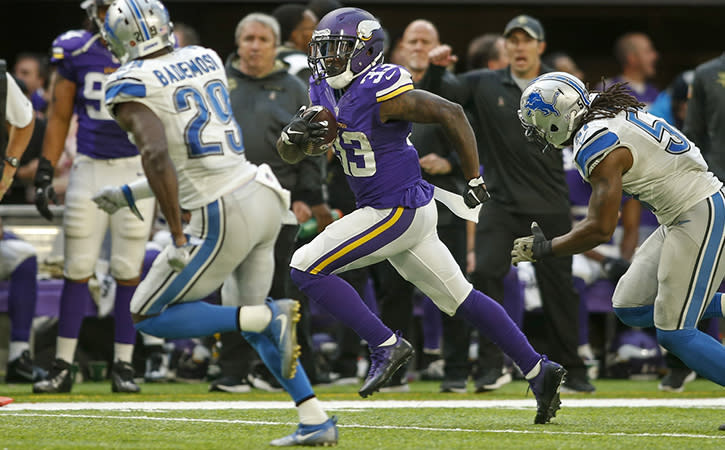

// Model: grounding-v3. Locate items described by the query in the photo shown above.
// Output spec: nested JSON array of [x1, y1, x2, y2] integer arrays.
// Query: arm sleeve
[[417, 64, 445, 95], [5, 75, 33, 128], [683, 70, 708, 153], [418, 64, 472, 105]]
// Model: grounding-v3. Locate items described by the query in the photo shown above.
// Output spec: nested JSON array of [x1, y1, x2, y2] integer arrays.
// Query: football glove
[[92, 185, 145, 220], [511, 222, 553, 265], [601, 257, 630, 283], [167, 235, 202, 272], [462, 176, 490, 208], [280, 106, 328, 149], [34, 156, 57, 221]]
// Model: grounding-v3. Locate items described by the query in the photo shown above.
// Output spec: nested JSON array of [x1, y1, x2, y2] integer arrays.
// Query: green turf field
[[2, 379, 724, 448]]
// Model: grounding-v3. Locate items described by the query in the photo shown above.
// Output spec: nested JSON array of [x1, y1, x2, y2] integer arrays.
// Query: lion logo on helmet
[[524, 90, 561, 117]]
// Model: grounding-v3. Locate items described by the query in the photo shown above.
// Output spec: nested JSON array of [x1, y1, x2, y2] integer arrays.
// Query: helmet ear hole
[[550, 124, 559, 132]]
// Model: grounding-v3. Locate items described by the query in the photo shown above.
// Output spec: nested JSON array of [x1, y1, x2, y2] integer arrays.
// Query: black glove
[[530, 222, 553, 260], [280, 106, 328, 150], [601, 257, 630, 283], [34, 156, 58, 221], [462, 176, 490, 208], [511, 222, 553, 265]]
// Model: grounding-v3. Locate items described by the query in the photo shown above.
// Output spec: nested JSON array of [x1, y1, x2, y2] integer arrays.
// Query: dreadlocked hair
[[580, 80, 646, 124]]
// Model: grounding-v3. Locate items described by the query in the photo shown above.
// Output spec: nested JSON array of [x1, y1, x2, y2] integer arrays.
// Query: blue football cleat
[[270, 416, 339, 447], [528, 355, 566, 424], [263, 299, 302, 379]]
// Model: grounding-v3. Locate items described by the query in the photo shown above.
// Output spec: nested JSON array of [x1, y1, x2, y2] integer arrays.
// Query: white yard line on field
[[2, 398, 725, 411], [1, 412, 724, 440]]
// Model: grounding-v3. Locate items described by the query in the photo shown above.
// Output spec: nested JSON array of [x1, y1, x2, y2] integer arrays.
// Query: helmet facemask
[[307, 8, 384, 89], [308, 33, 359, 88], [518, 109, 552, 151]]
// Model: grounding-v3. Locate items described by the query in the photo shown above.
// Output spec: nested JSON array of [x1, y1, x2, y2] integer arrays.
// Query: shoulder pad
[[573, 121, 621, 178], [51, 30, 93, 62], [358, 64, 414, 102]]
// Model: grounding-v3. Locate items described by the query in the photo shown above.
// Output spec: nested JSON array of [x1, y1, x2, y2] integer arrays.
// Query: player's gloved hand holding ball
[[280, 106, 330, 154], [511, 222, 552, 265], [34, 156, 58, 221]]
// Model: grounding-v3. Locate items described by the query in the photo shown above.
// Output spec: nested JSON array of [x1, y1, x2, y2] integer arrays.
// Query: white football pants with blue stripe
[[130, 180, 285, 316], [613, 189, 725, 330], [613, 189, 725, 385]]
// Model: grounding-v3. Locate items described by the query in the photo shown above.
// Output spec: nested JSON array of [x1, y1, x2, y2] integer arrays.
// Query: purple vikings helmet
[[308, 7, 385, 89]]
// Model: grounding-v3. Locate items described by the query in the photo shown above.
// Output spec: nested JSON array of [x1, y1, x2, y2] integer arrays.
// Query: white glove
[[92, 185, 136, 217], [166, 235, 203, 272]]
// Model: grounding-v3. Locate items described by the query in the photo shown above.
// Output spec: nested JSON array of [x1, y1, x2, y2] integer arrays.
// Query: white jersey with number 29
[[104, 45, 256, 209], [572, 109, 722, 225]]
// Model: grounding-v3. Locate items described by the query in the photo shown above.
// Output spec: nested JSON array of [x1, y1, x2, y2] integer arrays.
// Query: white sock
[[577, 343, 594, 361], [114, 343, 135, 363], [525, 359, 542, 380], [9, 341, 30, 362], [56, 337, 78, 364], [239, 305, 272, 332], [379, 333, 397, 347], [297, 397, 328, 425]]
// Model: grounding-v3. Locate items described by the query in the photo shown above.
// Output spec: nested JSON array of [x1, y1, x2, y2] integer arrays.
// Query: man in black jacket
[[685, 53, 725, 183], [422, 15, 594, 393], [214, 12, 332, 392]]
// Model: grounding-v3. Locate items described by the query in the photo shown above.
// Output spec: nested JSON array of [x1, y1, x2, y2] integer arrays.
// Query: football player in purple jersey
[[278, 7, 565, 424], [32, 0, 154, 393]]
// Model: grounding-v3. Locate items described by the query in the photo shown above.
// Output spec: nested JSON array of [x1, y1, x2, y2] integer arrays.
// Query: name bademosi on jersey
[[105, 46, 255, 211], [309, 64, 434, 210]]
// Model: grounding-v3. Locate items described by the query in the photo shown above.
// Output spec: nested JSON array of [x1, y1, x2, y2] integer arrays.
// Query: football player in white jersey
[[513, 72, 725, 387], [91, 0, 338, 445]]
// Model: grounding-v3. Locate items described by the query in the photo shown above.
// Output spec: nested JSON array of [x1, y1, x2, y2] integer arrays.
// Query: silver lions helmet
[[518, 72, 592, 149], [102, 0, 174, 64]]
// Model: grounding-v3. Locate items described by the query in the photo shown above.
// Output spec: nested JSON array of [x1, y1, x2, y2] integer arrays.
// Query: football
[[301, 105, 338, 156]]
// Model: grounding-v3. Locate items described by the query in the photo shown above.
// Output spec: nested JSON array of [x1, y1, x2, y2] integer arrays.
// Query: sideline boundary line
[[2, 412, 724, 440], [3, 398, 725, 411]]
